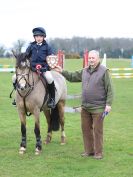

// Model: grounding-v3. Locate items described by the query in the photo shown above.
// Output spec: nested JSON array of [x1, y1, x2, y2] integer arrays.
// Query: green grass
[[0, 59, 133, 177], [0, 58, 15, 65]]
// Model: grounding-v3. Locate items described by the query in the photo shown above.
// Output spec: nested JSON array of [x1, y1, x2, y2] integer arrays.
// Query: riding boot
[[47, 81, 56, 109], [12, 83, 16, 106]]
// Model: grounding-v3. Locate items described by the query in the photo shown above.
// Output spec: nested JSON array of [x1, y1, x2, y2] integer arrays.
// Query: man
[[12, 27, 56, 109], [57, 50, 114, 159]]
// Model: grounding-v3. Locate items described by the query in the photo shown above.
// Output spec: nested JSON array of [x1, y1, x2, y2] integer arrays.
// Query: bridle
[[16, 66, 34, 97], [15, 65, 35, 116]]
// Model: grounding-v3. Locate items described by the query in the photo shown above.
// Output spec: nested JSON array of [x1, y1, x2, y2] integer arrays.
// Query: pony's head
[[12, 50, 30, 68], [12, 51, 31, 91]]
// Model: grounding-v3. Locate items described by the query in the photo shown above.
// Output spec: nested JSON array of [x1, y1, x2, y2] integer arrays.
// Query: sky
[[0, 0, 133, 48]]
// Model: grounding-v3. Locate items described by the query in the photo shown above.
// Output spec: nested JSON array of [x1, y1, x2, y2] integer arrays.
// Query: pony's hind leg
[[57, 100, 66, 145], [19, 112, 26, 154], [43, 110, 52, 144], [34, 110, 42, 155]]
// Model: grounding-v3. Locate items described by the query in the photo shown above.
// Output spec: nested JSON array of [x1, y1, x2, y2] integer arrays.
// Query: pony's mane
[[15, 53, 29, 68]]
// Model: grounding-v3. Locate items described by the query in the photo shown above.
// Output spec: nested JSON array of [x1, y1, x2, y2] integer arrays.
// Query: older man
[[57, 50, 114, 159]]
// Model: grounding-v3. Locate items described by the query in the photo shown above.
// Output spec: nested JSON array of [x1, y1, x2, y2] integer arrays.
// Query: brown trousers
[[81, 108, 104, 155]]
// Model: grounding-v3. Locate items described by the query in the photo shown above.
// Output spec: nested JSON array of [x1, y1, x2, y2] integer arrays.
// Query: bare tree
[[0, 45, 6, 57], [12, 39, 26, 54]]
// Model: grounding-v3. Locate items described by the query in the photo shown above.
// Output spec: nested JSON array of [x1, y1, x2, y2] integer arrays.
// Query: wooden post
[[57, 50, 65, 69], [83, 49, 88, 68]]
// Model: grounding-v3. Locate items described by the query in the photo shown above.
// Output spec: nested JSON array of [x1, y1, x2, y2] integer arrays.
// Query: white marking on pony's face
[[17, 76, 27, 90], [19, 81, 27, 90], [17, 67, 29, 90], [21, 62, 26, 67]]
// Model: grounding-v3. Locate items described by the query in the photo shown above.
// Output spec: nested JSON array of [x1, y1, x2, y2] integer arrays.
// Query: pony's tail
[[51, 105, 60, 131]]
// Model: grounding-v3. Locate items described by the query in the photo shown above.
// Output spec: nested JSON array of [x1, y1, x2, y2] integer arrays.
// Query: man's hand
[[104, 105, 111, 113], [53, 65, 63, 73]]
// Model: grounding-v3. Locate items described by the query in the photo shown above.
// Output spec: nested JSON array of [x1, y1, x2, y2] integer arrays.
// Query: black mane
[[15, 53, 29, 68]]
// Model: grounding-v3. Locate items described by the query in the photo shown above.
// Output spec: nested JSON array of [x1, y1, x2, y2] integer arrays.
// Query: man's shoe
[[47, 98, 55, 109], [12, 100, 16, 106], [94, 153, 103, 160], [81, 152, 94, 157]]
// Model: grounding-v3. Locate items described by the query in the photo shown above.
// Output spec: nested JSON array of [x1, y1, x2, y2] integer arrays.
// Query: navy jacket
[[26, 40, 53, 72]]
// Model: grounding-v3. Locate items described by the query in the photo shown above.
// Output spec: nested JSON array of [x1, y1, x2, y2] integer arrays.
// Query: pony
[[12, 52, 67, 155]]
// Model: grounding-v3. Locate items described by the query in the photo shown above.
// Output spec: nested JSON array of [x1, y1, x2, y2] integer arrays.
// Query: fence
[[0, 64, 15, 72], [110, 68, 133, 78], [1, 54, 133, 78]]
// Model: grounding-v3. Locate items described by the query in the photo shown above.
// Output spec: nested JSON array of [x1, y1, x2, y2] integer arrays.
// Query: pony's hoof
[[35, 148, 41, 155], [44, 135, 51, 144], [44, 140, 51, 144], [19, 147, 26, 154], [60, 136, 66, 145]]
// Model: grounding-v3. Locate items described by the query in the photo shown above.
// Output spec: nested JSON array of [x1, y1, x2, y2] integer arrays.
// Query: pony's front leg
[[44, 110, 52, 144], [57, 100, 66, 145], [34, 111, 42, 155], [19, 112, 26, 154]]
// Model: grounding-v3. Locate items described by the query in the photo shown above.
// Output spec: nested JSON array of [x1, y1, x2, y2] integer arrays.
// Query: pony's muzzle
[[19, 83, 27, 90], [21, 86, 26, 91]]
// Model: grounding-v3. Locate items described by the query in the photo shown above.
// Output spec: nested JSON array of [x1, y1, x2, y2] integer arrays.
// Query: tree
[[49, 37, 133, 58], [0, 45, 6, 57], [12, 39, 26, 54]]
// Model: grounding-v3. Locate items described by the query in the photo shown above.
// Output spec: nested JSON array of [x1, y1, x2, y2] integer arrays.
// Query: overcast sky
[[0, 0, 133, 48]]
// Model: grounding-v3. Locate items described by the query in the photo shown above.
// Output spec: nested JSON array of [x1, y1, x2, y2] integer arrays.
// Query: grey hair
[[89, 50, 100, 58]]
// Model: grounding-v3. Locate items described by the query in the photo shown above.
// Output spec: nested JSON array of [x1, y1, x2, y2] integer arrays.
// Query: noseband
[[16, 67, 31, 91]]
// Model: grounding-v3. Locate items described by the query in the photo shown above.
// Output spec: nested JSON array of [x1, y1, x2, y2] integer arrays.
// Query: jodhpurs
[[44, 71, 54, 84]]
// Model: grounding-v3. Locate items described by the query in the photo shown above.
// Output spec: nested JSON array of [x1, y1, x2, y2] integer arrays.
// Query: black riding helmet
[[32, 27, 46, 37]]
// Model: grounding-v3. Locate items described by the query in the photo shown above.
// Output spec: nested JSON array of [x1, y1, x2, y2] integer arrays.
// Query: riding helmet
[[32, 27, 46, 37]]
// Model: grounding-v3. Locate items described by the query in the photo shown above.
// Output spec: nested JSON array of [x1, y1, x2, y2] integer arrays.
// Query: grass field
[[0, 58, 133, 177]]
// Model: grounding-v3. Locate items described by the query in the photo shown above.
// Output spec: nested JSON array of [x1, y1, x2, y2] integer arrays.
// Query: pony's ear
[[11, 50, 17, 58]]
